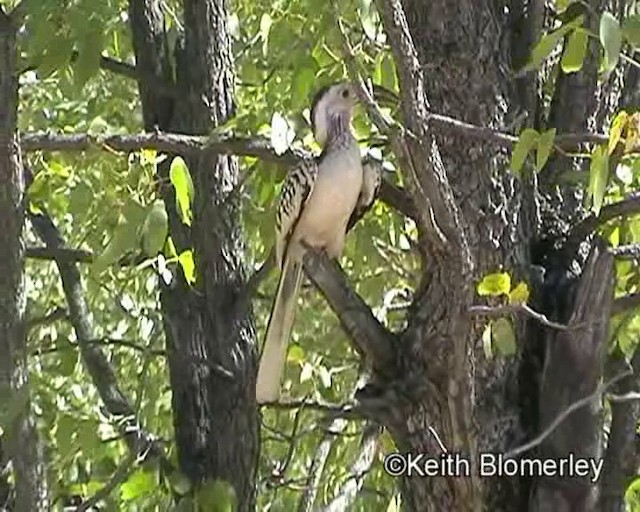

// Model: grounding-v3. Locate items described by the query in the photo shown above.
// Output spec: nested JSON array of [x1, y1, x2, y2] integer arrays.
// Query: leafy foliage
[[11, 0, 640, 510]]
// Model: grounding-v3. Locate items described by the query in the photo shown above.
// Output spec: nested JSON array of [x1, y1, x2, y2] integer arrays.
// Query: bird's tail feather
[[256, 256, 303, 403]]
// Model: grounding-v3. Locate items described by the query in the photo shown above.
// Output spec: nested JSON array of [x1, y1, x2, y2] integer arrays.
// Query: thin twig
[[610, 244, 640, 259], [469, 303, 571, 331], [264, 398, 362, 417], [26, 306, 68, 332], [503, 371, 631, 459]]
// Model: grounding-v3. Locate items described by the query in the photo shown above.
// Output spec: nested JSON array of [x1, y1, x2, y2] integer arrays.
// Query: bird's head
[[310, 82, 357, 147]]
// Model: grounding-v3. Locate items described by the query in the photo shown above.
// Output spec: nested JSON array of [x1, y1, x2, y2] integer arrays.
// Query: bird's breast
[[293, 151, 363, 249]]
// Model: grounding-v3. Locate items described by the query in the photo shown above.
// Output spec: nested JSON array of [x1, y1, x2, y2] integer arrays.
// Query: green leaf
[[74, 24, 103, 89], [167, 470, 192, 497], [587, 144, 610, 215], [121, 468, 156, 501], [623, 15, 640, 47], [509, 282, 530, 304], [477, 272, 512, 297], [178, 250, 196, 284], [381, 53, 398, 93], [600, 12, 622, 73], [170, 156, 195, 226], [561, 29, 588, 73], [69, 182, 93, 216], [38, 34, 74, 78], [293, 67, 316, 108], [536, 128, 556, 172], [608, 111, 629, 155], [526, 17, 582, 71], [92, 208, 144, 273], [492, 318, 517, 356], [287, 344, 305, 365], [142, 200, 169, 257], [196, 479, 237, 512], [55, 413, 77, 458], [510, 128, 539, 174]]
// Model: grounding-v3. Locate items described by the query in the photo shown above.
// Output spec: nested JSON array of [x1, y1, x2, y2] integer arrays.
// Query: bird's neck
[[323, 112, 355, 151]]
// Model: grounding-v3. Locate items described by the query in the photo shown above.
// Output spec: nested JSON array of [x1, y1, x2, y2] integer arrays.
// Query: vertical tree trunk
[[381, 1, 527, 508], [0, 9, 47, 511], [129, 0, 258, 508], [375, 0, 624, 510]]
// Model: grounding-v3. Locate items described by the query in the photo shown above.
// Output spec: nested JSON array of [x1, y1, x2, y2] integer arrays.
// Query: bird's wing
[[274, 158, 319, 268], [346, 155, 382, 232], [257, 158, 318, 403]]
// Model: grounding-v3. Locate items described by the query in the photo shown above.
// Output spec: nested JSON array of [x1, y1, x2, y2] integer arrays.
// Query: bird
[[255, 82, 381, 404]]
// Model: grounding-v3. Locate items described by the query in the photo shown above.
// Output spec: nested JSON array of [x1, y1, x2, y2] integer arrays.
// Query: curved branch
[[563, 193, 640, 258]]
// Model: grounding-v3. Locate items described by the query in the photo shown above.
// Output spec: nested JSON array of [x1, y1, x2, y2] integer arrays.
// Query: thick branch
[[563, 193, 640, 258], [302, 249, 395, 371], [612, 293, 640, 315], [20, 131, 414, 221], [26, 246, 93, 263]]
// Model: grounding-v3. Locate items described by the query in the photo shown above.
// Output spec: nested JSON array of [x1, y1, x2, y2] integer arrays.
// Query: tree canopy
[[0, 0, 639, 510]]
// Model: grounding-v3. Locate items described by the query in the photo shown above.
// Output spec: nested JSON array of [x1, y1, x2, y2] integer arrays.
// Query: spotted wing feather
[[275, 158, 319, 268]]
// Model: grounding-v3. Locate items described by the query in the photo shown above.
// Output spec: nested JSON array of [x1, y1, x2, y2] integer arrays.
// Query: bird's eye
[[342, 88, 350, 98]]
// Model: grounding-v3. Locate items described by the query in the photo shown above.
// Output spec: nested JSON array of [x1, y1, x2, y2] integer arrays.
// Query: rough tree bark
[[129, 0, 258, 509], [351, 0, 636, 510], [0, 7, 47, 511]]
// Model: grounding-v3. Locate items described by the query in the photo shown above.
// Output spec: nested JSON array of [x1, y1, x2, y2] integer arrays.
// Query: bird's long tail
[[256, 255, 303, 403]]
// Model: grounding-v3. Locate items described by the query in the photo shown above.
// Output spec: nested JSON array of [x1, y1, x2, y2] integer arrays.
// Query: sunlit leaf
[[170, 156, 195, 226], [509, 282, 530, 305], [178, 249, 196, 284], [477, 272, 512, 297], [561, 29, 587, 73], [609, 111, 629, 155], [121, 468, 156, 501]]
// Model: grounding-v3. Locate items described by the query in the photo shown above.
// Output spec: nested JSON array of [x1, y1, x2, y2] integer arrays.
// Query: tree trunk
[[373, 0, 628, 510], [129, 0, 258, 509], [0, 9, 48, 511]]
